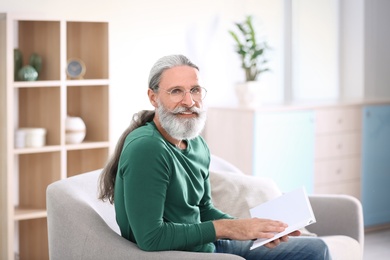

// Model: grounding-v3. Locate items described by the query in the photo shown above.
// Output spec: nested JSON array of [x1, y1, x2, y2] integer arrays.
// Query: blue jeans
[[214, 237, 331, 260]]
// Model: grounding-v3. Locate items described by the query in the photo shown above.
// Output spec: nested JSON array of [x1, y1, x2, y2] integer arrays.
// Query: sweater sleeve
[[199, 171, 235, 221], [118, 137, 217, 252]]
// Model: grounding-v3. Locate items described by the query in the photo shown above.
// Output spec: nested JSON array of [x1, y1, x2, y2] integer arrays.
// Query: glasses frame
[[165, 86, 207, 103]]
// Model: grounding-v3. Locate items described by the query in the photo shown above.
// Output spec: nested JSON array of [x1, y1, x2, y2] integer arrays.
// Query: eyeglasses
[[166, 86, 207, 103]]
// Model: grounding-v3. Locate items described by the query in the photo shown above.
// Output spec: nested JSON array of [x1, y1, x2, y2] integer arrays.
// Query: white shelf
[[65, 141, 110, 150], [13, 80, 61, 88], [14, 207, 47, 221], [14, 145, 62, 154], [66, 79, 109, 86]]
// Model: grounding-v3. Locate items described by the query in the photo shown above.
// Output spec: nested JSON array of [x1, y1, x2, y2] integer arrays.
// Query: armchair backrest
[[46, 156, 244, 260], [210, 154, 244, 174], [46, 170, 128, 259]]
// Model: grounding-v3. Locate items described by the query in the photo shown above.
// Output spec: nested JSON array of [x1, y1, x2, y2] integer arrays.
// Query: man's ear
[[148, 89, 158, 108]]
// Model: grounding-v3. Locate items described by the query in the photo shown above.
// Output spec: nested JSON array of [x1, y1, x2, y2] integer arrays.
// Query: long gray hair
[[98, 54, 199, 203]]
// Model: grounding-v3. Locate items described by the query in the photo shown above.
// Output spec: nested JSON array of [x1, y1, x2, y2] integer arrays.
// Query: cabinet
[[313, 106, 362, 199], [205, 101, 390, 229], [362, 105, 390, 227], [205, 107, 315, 193], [0, 14, 110, 260]]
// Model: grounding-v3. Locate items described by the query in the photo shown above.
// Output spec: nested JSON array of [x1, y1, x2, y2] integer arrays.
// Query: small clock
[[66, 58, 86, 79]]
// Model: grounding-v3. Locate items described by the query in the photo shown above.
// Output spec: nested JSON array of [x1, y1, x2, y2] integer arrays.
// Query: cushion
[[210, 170, 282, 219], [209, 170, 316, 237]]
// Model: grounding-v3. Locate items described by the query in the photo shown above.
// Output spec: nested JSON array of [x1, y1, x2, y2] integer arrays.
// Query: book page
[[249, 187, 316, 249]]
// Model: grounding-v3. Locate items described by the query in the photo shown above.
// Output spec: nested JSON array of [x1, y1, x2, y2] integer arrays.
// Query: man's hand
[[263, 230, 301, 248], [213, 218, 288, 241], [213, 219, 301, 248]]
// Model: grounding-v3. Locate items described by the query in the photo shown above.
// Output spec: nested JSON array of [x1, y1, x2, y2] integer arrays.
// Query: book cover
[[249, 187, 316, 249]]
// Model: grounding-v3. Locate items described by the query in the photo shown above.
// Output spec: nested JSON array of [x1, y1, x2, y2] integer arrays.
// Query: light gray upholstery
[[47, 155, 363, 260]]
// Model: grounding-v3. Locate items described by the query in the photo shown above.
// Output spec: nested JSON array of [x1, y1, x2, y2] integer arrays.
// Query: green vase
[[14, 49, 23, 81], [17, 65, 38, 81], [29, 53, 42, 73]]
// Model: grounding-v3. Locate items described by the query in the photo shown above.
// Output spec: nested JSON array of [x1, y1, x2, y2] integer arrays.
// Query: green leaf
[[228, 15, 271, 81]]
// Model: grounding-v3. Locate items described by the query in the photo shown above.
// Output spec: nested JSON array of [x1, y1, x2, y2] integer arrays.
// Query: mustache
[[171, 106, 205, 115]]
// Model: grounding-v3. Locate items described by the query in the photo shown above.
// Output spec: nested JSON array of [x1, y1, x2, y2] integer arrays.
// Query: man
[[98, 54, 330, 259]]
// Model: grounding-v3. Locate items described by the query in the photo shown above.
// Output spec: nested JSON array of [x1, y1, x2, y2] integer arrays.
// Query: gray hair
[[98, 54, 199, 204], [148, 54, 199, 92]]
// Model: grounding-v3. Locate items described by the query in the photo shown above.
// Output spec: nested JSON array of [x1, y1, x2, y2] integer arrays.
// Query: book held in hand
[[249, 187, 316, 250]]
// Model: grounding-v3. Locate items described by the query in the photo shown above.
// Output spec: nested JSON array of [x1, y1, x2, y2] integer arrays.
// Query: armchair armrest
[[307, 194, 364, 248]]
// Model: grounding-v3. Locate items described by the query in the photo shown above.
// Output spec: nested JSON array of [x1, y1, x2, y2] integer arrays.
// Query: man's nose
[[181, 92, 195, 106]]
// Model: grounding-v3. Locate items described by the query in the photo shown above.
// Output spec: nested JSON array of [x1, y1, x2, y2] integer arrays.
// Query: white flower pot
[[65, 116, 86, 144], [235, 81, 264, 106]]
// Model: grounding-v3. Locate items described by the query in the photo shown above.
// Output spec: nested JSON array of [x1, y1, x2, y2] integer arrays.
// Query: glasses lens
[[168, 87, 207, 102], [169, 88, 184, 102], [191, 87, 207, 102]]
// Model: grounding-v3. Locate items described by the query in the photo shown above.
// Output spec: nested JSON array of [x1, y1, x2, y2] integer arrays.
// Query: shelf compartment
[[17, 87, 61, 146], [18, 152, 61, 209], [19, 218, 49, 260], [17, 20, 60, 81], [67, 147, 108, 177], [67, 85, 109, 142], [67, 21, 109, 79]]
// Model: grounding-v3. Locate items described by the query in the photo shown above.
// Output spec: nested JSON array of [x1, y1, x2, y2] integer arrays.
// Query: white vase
[[235, 81, 263, 106], [65, 116, 86, 144], [15, 128, 47, 148]]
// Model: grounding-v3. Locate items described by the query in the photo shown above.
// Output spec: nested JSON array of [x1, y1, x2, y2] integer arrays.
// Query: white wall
[[4, 0, 389, 147], [364, 0, 390, 98], [339, 0, 364, 99], [0, 0, 284, 146], [291, 0, 339, 101]]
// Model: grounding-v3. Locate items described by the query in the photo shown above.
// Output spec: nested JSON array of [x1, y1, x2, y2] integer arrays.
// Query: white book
[[249, 187, 316, 250]]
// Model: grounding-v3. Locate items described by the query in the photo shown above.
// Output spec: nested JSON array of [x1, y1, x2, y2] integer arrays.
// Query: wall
[[0, 0, 284, 146], [364, 0, 390, 98], [339, 0, 364, 99], [292, 0, 339, 101], [2, 0, 390, 147]]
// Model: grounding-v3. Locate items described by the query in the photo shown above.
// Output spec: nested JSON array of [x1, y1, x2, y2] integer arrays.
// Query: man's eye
[[170, 88, 184, 95], [191, 87, 201, 94]]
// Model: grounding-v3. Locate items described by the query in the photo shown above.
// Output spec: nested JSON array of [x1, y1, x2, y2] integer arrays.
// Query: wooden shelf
[[0, 14, 110, 260], [66, 79, 109, 86], [13, 80, 61, 88], [65, 141, 110, 150], [14, 145, 62, 154], [14, 207, 47, 221]]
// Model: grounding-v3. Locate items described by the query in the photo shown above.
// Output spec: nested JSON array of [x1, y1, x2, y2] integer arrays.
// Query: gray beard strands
[[157, 100, 207, 141]]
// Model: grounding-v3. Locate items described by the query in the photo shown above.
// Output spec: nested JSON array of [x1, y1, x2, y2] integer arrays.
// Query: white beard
[[156, 99, 207, 140]]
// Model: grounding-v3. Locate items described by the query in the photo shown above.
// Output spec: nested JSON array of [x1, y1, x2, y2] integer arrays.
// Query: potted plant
[[229, 15, 270, 105]]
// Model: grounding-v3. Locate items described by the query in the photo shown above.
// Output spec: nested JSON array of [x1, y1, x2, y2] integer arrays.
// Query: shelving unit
[[0, 13, 110, 260]]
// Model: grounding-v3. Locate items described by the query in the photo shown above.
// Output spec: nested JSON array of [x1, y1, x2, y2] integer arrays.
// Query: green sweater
[[114, 122, 232, 252]]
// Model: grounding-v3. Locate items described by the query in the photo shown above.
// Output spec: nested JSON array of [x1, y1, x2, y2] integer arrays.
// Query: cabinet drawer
[[314, 180, 361, 199], [315, 107, 361, 134], [314, 157, 361, 184], [315, 133, 361, 158]]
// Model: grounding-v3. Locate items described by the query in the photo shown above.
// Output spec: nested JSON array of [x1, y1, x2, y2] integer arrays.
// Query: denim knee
[[309, 238, 331, 260]]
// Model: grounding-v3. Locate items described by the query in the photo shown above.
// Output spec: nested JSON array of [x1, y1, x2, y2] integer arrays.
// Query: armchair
[[46, 155, 363, 259]]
